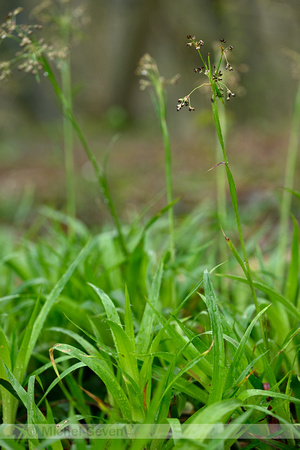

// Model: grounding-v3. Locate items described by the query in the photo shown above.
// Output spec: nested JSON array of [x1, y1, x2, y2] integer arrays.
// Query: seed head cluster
[[0, 7, 69, 81], [177, 35, 235, 112], [136, 53, 180, 91]]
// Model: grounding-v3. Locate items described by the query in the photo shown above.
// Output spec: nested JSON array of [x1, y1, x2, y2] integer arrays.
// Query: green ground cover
[[0, 8, 299, 450]]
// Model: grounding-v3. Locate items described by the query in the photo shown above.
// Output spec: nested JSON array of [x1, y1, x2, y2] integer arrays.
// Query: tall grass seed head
[[136, 53, 180, 91], [30, 0, 90, 46], [0, 7, 69, 81]]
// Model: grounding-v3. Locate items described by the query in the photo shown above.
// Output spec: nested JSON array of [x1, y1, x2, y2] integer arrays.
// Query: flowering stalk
[[177, 36, 270, 358], [0, 8, 128, 256], [136, 54, 180, 263]]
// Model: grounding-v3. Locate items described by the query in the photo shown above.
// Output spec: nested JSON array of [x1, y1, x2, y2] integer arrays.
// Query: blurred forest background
[[1, 0, 300, 228]]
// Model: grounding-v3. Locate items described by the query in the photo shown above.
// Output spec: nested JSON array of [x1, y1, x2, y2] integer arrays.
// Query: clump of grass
[[177, 36, 270, 356], [0, 7, 127, 255], [0, 11, 299, 449]]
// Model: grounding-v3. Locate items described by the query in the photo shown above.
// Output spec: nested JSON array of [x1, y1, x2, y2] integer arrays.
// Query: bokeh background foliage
[[0, 0, 300, 225]]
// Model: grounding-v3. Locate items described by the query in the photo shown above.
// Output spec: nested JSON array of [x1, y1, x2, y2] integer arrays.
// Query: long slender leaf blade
[[27, 376, 40, 449], [38, 362, 85, 406], [219, 274, 300, 320], [52, 343, 132, 420], [47, 327, 101, 356], [105, 320, 143, 421], [203, 270, 225, 404], [180, 398, 242, 442], [284, 187, 300, 200], [13, 295, 41, 384], [171, 314, 213, 365], [15, 239, 94, 385], [44, 400, 64, 450], [124, 286, 135, 348], [136, 259, 163, 353], [0, 438, 25, 449], [0, 330, 14, 423], [140, 295, 212, 389], [284, 215, 299, 304], [224, 305, 270, 392], [106, 320, 139, 384], [239, 389, 300, 404], [157, 357, 176, 424], [88, 284, 121, 325], [3, 364, 46, 423]]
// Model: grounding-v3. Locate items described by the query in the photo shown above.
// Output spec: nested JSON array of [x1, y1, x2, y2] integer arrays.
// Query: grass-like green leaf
[[203, 270, 225, 404], [51, 343, 133, 421], [105, 320, 139, 384], [124, 285, 135, 346], [239, 388, 300, 404], [179, 398, 242, 441], [38, 362, 85, 406], [224, 305, 270, 393], [88, 283, 121, 325], [0, 438, 25, 449], [47, 327, 101, 357], [0, 330, 13, 423], [16, 239, 94, 382], [219, 274, 300, 320], [136, 259, 163, 354], [3, 364, 46, 424], [284, 215, 299, 304]]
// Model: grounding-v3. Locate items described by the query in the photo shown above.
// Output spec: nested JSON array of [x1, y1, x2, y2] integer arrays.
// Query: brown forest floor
[[0, 123, 298, 230]]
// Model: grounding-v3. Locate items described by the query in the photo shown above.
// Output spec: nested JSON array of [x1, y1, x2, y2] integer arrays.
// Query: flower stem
[[41, 54, 128, 257], [211, 93, 269, 354], [276, 78, 300, 278]]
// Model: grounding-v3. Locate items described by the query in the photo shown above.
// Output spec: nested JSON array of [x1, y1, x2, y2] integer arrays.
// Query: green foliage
[[0, 14, 299, 450]]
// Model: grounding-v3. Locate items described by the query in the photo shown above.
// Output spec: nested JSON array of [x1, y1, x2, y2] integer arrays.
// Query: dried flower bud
[[20, 36, 31, 47]]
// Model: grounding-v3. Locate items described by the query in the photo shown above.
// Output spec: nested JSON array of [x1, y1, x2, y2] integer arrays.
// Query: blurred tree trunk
[[106, 0, 159, 116]]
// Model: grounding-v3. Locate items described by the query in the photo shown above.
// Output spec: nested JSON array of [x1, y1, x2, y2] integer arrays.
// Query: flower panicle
[[177, 35, 235, 111], [0, 7, 69, 81], [136, 53, 180, 91]]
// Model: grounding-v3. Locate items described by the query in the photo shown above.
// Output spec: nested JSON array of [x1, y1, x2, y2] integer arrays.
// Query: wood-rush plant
[[176, 36, 299, 424], [177, 36, 269, 350], [136, 55, 180, 308], [31, 0, 90, 222], [1, 17, 300, 447], [0, 7, 128, 256], [136, 54, 180, 264]]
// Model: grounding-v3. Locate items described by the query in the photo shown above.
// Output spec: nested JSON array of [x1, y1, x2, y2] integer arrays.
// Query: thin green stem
[[188, 83, 209, 98], [59, 15, 76, 226], [61, 55, 76, 221], [41, 55, 128, 257], [161, 115, 175, 261], [151, 75, 175, 262], [211, 91, 269, 354], [276, 78, 300, 278], [214, 53, 227, 227]]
